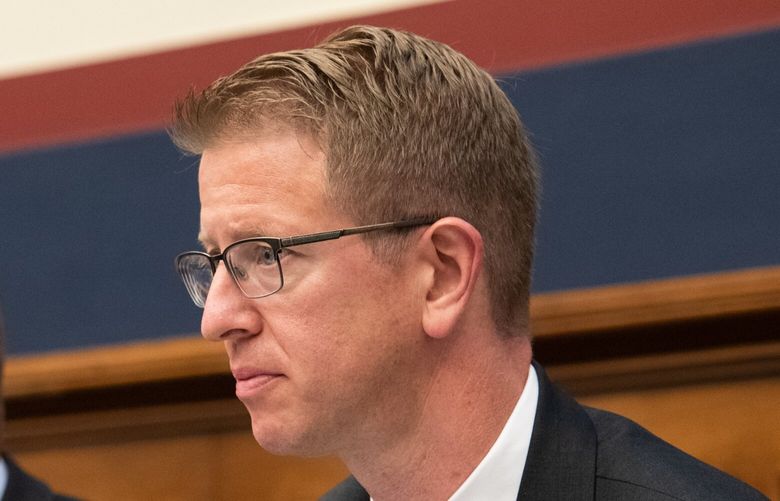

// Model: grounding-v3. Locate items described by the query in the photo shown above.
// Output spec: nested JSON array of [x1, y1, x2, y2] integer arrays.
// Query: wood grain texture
[[6, 265, 779, 399], [547, 340, 780, 394], [3, 266, 779, 500], [578, 377, 780, 500], [14, 430, 349, 501], [5, 336, 227, 398], [7, 376, 778, 500], [530, 265, 780, 336]]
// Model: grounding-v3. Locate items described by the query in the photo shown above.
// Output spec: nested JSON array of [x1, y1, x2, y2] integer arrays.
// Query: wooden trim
[[547, 340, 780, 395], [5, 398, 248, 451], [8, 342, 777, 450], [530, 265, 780, 336], [5, 336, 228, 399], [5, 265, 780, 400]]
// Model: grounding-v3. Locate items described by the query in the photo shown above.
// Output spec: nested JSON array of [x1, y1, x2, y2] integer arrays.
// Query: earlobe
[[420, 218, 484, 339]]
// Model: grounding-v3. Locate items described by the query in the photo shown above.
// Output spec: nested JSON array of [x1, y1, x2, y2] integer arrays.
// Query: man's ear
[[419, 217, 484, 339]]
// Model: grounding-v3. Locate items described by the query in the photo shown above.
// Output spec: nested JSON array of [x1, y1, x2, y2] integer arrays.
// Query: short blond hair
[[170, 25, 539, 335]]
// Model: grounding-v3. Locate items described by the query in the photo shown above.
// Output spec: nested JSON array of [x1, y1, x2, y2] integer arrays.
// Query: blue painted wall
[[1, 29, 778, 354], [510, 28, 780, 291], [0, 133, 202, 353]]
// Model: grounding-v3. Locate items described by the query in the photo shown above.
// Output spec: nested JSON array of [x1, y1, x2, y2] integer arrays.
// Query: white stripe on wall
[[0, 0, 446, 79]]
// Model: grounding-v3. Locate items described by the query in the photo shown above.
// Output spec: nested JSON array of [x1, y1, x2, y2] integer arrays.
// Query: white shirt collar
[[369, 365, 539, 501], [0, 457, 9, 499], [448, 364, 539, 501]]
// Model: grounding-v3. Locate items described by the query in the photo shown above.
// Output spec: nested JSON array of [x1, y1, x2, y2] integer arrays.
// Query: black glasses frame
[[175, 218, 437, 306]]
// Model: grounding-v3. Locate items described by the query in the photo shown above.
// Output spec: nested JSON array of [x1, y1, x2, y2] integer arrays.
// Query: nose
[[200, 264, 263, 342]]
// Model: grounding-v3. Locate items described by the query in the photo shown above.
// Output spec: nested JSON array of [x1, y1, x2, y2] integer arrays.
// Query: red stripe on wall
[[2, 0, 779, 154]]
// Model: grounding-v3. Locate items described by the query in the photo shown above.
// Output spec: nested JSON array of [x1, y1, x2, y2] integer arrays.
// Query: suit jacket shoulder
[[320, 362, 768, 500], [519, 362, 768, 501], [585, 406, 768, 501], [3, 456, 80, 501], [320, 475, 368, 501]]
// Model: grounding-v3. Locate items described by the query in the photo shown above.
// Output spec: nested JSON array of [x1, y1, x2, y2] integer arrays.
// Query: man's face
[[197, 129, 430, 457]]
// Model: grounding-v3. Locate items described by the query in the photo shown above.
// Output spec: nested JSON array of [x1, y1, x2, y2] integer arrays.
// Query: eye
[[232, 264, 249, 280], [257, 246, 276, 266]]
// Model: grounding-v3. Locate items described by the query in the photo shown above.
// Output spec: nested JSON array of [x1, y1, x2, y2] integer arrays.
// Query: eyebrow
[[197, 233, 215, 252], [197, 226, 275, 252]]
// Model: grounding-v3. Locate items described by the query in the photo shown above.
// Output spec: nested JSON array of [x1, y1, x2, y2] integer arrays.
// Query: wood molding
[[530, 265, 780, 336], [5, 265, 780, 402], [6, 398, 248, 451], [5, 336, 228, 399], [7, 342, 778, 450], [4, 266, 778, 500], [547, 340, 780, 395]]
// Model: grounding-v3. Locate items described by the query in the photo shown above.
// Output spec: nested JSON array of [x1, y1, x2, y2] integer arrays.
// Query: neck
[[340, 330, 532, 501]]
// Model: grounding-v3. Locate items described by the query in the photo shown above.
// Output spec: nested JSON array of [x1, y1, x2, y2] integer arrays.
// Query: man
[[170, 26, 767, 500], [0, 307, 79, 501]]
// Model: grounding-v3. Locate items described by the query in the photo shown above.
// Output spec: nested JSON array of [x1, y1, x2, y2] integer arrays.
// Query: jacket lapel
[[319, 475, 370, 501], [516, 362, 597, 501], [323, 362, 598, 501], [3, 455, 58, 501]]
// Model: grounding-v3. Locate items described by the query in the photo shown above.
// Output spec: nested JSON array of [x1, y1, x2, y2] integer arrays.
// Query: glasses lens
[[176, 253, 214, 308], [225, 240, 282, 298]]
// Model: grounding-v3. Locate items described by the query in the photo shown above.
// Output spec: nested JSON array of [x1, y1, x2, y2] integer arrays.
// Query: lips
[[232, 367, 283, 398]]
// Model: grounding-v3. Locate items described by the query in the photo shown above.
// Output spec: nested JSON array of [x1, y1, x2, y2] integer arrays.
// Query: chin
[[250, 416, 330, 458]]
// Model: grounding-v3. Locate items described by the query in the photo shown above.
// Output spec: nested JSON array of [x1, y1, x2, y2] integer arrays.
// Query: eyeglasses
[[175, 218, 437, 307]]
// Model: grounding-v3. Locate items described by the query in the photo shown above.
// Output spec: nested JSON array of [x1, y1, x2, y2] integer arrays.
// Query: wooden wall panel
[[579, 377, 779, 500], [4, 266, 778, 500], [14, 430, 347, 501], [16, 436, 220, 500], [10, 376, 776, 500]]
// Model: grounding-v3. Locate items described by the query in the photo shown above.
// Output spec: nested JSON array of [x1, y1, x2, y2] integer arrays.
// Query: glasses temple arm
[[280, 218, 438, 248], [282, 230, 344, 247]]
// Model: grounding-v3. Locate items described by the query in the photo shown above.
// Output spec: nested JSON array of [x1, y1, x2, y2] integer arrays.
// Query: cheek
[[273, 263, 414, 381], [270, 244, 421, 376]]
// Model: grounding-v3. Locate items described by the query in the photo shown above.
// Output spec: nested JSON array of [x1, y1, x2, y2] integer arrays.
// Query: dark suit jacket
[[321, 362, 768, 500], [2, 456, 79, 501]]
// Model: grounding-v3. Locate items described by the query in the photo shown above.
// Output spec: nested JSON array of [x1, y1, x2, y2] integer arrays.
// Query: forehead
[[199, 127, 325, 187], [198, 130, 333, 245]]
